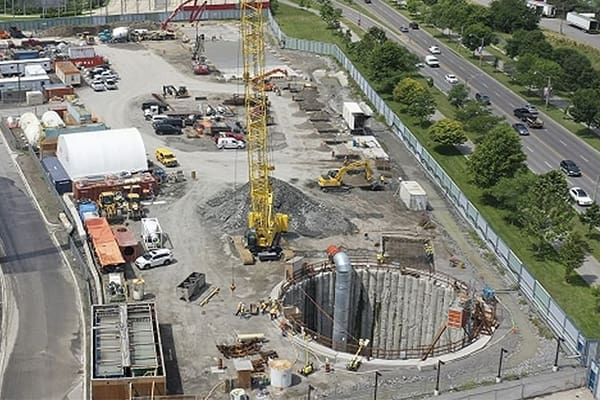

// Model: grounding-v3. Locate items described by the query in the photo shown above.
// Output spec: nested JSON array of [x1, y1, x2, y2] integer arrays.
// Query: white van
[[217, 137, 246, 150], [425, 55, 440, 67]]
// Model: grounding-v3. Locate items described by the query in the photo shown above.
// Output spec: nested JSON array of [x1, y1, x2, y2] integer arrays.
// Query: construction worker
[[269, 306, 279, 320], [235, 302, 246, 317], [376, 252, 384, 265], [424, 242, 434, 264], [279, 319, 288, 337]]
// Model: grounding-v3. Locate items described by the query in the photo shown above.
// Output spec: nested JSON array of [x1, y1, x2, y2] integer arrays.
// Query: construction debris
[[199, 178, 357, 238]]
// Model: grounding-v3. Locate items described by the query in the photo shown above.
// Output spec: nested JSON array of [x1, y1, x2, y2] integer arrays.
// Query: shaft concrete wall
[[283, 267, 466, 359]]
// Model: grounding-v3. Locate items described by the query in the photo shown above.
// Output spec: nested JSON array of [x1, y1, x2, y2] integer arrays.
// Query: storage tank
[[229, 388, 248, 400], [131, 278, 145, 301], [19, 111, 42, 147], [112, 27, 129, 41], [41, 110, 65, 128], [269, 359, 293, 388]]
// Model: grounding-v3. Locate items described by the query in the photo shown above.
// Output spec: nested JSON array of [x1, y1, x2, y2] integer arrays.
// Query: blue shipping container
[[41, 156, 72, 194], [12, 50, 41, 60]]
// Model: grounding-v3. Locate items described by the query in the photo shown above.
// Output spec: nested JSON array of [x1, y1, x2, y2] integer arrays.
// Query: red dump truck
[[85, 217, 126, 273]]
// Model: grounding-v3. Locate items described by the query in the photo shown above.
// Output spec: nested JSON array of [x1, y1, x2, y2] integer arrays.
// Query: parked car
[[155, 147, 179, 167], [215, 132, 245, 143], [444, 74, 458, 84], [104, 79, 118, 90], [428, 45, 441, 54], [475, 93, 491, 105], [217, 137, 246, 149], [569, 187, 593, 206], [560, 159, 582, 177], [155, 123, 183, 135], [134, 248, 173, 270], [90, 80, 105, 91], [512, 123, 529, 136]]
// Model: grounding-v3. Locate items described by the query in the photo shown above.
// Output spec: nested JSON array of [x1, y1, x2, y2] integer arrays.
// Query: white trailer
[[567, 12, 599, 33], [141, 218, 164, 251], [0, 57, 52, 76], [526, 0, 555, 17], [342, 102, 372, 132]]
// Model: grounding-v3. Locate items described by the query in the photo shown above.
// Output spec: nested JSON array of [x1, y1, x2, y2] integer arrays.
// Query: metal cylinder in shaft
[[332, 251, 352, 352]]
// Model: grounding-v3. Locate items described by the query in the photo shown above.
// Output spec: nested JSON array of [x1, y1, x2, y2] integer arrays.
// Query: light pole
[[373, 371, 382, 400], [545, 76, 552, 109], [496, 348, 508, 383], [434, 359, 445, 396], [307, 384, 315, 400], [553, 337, 565, 372]]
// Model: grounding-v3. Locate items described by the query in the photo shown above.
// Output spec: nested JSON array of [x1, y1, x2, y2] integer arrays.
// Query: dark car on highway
[[400, 26, 409, 32], [512, 123, 529, 136], [409, 22, 419, 29], [513, 107, 534, 120], [475, 93, 491, 105], [560, 159, 582, 177], [154, 124, 183, 135]]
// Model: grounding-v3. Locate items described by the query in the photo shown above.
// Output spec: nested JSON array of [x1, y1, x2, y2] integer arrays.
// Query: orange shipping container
[[85, 217, 125, 272]]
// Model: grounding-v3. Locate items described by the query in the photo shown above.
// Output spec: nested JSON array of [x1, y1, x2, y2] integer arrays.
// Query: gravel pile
[[198, 178, 357, 238]]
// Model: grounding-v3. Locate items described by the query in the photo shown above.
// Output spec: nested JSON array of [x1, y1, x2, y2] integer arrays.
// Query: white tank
[[269, 359, 292, 388], [41, 110, 65, 128], [19, 112, 42, 147], [112, 27, 129, 41], [141, 218, 162, 247], [131, 278, 145, 301], [229, 389, 247, 400]]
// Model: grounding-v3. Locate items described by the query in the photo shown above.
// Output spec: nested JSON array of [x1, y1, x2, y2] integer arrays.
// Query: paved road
[[470, 0, 600, 50], [0, 137, 82, 398]]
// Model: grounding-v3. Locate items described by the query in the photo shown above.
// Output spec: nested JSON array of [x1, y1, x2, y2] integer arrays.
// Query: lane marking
[[581, 156, 589, 163], [544, 161, 553, 169]]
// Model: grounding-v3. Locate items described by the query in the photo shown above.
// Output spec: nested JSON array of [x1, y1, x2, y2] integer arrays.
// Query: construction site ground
[[4, 21, 586, 399]]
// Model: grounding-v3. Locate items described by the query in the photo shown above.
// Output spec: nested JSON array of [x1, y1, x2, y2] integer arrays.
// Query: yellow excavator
[[127, 193, 143, 220], [347, 338, 370, 371], [318, 159, 383, 192], [251, 68, 288, 92]]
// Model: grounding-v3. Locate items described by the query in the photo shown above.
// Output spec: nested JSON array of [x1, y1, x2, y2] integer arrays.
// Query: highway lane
[[337, 0, 600, 198], [0, 141, 81, 398]]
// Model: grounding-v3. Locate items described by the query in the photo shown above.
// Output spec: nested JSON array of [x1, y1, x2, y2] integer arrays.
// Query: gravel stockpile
[[199, 178, 357, 238]]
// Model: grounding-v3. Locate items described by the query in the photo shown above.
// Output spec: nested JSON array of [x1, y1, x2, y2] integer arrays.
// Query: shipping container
[[12, 49, 40, 60], [73, 172, 158, 202], [111, 225, 139, 263], [85, 217, 126, 273], [40, 156, 72, 194]]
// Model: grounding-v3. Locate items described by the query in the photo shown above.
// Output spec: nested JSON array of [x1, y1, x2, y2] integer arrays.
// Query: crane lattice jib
[[241, 0, 288, 250]]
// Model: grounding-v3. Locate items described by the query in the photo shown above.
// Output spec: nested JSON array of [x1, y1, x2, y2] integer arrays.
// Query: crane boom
[[161, 0, 208, 31], [241, 0, 288, 258]]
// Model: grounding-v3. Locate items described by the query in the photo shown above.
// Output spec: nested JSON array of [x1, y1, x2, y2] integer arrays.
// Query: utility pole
[[496, 348, 508, 383], [373, 371, 382, 400], [553, 337, 565, 372], [434, 360, 445, 396], [545, 75, 551, 109]]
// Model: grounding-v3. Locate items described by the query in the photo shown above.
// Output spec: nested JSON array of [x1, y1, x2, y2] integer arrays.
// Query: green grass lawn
[[273, 2, 600, 337]]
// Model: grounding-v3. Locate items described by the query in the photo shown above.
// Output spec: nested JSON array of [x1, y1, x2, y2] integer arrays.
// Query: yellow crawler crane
[[241, 0, 288, 262]]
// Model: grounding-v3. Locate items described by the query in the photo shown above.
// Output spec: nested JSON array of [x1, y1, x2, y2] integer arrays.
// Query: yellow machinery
[[347, 338, 370, 371], [251, 68, 288, 91], [241, 0, 288, 261], [318, 159, 382, 192], [97, 192, 120, 220], [127, 193, 143, 220]]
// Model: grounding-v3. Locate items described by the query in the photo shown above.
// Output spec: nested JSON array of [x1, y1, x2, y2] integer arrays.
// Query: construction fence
[[265, 11, 600, 399]]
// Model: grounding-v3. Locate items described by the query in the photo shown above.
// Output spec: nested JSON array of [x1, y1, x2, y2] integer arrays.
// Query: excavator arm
[[318, 160, 373, 190], [251, 68, 288, 91]]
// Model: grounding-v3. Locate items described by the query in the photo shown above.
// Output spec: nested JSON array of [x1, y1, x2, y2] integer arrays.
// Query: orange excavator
[[251, 68, 288, 91]]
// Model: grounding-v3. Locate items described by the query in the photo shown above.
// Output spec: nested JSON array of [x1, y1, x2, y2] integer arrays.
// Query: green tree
[[506, 29, 553, 59], [428, 119, 468, 146], [407, 90, 436, 123], [552, 48, 595, 92], [483, 172, 535, 223], [455, 100, 504, 134], [560, 232, 589, 282], [367, 41, 418, 93], [448, 83, 469, 108], [393, 77, 426, 106], [320, 0, 342, 29], [515, 55, 563, 95], [570, 88, 600, 127], [580, 203, 600, 233], [462, 23, 495, 52], [406, 0, 422, 14], [270, 0, 280, 14], [518, 170, 574, 253], [468, 123, 527, 188], [489, 0, 540, 33]]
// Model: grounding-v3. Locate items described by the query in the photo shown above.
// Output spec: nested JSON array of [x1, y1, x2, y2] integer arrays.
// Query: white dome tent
[[19, 111, 42, 148], [40, 110, 65, 128], [56, 128, 147, 180]]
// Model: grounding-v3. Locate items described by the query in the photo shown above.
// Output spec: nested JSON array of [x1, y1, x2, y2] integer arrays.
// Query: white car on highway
[[569, 187, 594, 206], [428, 45, 441, 54], [444, 74, 458, 84]]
